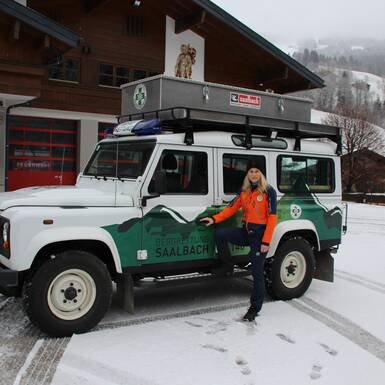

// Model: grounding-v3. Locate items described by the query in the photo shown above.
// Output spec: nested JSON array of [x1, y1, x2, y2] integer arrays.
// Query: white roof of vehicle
[[101, 131, 338, 156]]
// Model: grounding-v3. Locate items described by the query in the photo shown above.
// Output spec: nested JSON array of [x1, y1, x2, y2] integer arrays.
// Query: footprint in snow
[[310, 364, 323, 380], [276, 333, 295, 344], [205, 321, 228, 335], [320, 343, 338, 356], [184, 320, 203, 328], [200, 344, 228, 353], [235, 356, 252, 376], [235, 356, 248, 366]]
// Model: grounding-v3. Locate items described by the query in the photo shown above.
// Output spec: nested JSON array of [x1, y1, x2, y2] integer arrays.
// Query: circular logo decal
[[290, 204, 302, 219], [257, 195, 263, 202], [133, 84, 147, 110]]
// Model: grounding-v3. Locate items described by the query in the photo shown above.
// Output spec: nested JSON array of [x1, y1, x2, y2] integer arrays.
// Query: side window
[[223, 154, 266, 194], [278, 156, 335, 193], [149, 150, 208, 194]]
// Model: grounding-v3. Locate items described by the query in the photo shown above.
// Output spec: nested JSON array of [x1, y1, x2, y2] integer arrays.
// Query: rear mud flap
[[314, 250, 334, 283], [116, 273, 135, 313]]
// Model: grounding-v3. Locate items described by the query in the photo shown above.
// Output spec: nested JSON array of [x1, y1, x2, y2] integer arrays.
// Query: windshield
[[84, 140, 155, 178]]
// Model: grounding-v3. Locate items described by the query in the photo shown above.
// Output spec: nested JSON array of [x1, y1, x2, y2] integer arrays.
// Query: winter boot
[[243, 306, 258, 322]]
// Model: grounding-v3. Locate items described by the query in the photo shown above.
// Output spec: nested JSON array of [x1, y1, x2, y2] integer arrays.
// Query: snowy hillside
[[338, 68, 385, 102]]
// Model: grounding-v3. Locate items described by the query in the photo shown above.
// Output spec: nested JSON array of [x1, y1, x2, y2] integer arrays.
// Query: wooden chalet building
[[0, 0, 324, 191]]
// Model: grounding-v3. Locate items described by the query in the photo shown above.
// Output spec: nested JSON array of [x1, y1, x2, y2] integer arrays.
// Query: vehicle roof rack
[[118, 107, 342, 155]]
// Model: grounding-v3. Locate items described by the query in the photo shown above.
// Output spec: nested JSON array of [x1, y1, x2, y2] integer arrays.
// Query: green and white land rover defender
[[0, 77, 346, 336]]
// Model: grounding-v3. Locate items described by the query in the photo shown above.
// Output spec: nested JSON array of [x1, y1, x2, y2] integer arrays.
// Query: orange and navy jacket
[[212, 186, 278, 246]]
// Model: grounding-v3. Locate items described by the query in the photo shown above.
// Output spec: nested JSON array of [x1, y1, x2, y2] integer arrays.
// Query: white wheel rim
[[280, 251, 306, 289], [47, 269, 96, 321]]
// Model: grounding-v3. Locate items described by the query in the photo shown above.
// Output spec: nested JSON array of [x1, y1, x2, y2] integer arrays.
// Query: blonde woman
[[200, 162, 278, 321]]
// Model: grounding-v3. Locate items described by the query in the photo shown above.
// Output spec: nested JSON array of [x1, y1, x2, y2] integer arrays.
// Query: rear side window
[[223, 154, 266, 194], [278, 156, 335, 193]]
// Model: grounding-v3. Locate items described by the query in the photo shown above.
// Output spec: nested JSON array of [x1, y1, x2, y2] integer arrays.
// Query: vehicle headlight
[[3, 222, 9, 242], [2, 221, 9, 250]]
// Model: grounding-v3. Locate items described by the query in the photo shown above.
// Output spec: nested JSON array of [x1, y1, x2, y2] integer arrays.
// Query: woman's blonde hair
[[242, 169, 269, 193]]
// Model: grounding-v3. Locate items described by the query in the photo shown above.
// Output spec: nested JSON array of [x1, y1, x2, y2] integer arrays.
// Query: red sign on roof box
[[230, 92, 262, 109]]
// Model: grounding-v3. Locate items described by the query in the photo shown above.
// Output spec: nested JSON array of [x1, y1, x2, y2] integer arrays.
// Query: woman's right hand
[[200, 217, 214, 226]]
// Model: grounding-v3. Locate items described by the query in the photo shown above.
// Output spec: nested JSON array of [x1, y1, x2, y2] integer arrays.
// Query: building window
[[49, 58, 80, 82], [127, 15, 144, 37], [98, 122, 116, 140], [99, 64, 160, 87], [132, 69, 147, 81], [99, 64, 129, 87]]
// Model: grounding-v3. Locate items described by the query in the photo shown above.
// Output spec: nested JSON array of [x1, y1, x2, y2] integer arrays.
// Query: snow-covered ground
[[42, 203, 385, 385]]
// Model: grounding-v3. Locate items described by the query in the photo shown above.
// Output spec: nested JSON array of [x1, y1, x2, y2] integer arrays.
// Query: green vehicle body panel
[[103, 180, 342, 267]]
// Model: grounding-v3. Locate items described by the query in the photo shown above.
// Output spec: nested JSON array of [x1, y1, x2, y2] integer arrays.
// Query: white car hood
[[0, 186, 126, 210]]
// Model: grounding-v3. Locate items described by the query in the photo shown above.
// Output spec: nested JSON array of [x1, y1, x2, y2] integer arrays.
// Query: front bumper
[[0, 265, 19, 289]]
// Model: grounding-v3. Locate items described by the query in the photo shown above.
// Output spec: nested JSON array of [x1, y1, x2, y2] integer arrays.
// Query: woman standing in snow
[[200, 163, 277, 321]]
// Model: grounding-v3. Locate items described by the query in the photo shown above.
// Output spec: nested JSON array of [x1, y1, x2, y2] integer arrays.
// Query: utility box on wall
[[121, 75, 312, 122]]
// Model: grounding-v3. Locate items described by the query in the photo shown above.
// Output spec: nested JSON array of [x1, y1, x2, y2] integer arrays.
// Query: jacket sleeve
[[212, 194, 242, 224], [262, 186, 278, 245]]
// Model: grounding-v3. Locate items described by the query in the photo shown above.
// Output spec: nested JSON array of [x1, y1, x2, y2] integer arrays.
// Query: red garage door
[[7, 116, 78, 191]]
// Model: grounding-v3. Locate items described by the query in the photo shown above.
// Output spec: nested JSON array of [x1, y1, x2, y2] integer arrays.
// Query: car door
[[140, 144, 216, 265], [215, 148, 267, 259]]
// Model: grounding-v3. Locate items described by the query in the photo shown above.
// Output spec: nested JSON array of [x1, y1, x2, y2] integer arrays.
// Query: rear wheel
[[266, 238, 315, 300], [23, 250, 112, 337]]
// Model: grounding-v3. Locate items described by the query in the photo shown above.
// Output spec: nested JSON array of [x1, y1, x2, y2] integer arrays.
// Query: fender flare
[[16, 227, 122, 273], [267, 220, 320, 258]]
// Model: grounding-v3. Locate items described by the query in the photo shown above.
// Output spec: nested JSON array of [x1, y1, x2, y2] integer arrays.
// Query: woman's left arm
[[261, 186, 278, 249]]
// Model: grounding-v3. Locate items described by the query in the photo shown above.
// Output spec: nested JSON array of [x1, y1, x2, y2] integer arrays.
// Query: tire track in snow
[[0, 297, 43, 385], [335, 269, 385, 290], [335, 273, 385, 295], [290, 297, 385, 363], [0, 296, 70, 385], [96, 300, 250, 331], [17, 337, 70, 385]]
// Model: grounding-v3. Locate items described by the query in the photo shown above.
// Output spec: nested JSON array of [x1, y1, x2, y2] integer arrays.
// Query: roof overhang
[[190, 0, 324, 93], [0, 0, 83, 48]]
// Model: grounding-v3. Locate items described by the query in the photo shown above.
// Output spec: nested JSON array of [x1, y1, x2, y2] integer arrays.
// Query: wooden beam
[[13, 20, 21, 40], [175, 10, 206, 34], [44, 35, 50, 49]]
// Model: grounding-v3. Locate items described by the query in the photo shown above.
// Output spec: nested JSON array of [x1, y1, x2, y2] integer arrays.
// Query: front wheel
[[23, 250, 112, 337], [266, 238, 315, 300]]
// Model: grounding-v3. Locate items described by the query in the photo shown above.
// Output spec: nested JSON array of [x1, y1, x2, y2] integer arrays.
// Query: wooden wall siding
[[0, 15, 46, 66], [2, 0, 309, 115], [27, 0, 166, 114], [0, 62, 44, 97]]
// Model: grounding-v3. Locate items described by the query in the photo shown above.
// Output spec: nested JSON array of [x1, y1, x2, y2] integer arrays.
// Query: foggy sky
[[212, 0, 385, 44]]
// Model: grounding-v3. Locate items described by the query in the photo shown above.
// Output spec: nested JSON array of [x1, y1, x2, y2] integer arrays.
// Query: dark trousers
[[214, 224, 267, 313]]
